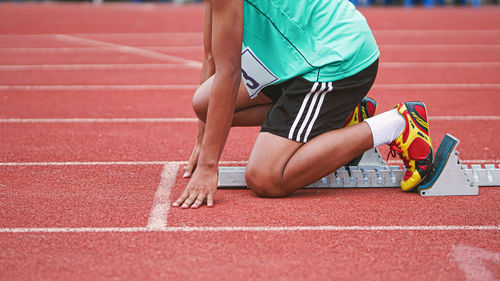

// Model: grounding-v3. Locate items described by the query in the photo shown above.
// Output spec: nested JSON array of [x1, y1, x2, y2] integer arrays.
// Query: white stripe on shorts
[[295, 82, 327, 142], [288, 82, 319, 140], [303, 82, 334, 142]]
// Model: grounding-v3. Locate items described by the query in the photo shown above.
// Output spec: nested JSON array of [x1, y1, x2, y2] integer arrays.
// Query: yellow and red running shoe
[[344, 97, 378, 167], [390, 101, 434, 191], [344, 97, 378, 128]]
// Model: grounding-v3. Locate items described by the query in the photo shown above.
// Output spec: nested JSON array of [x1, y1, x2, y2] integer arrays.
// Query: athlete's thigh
[[235, 79, 273, 110], [193, 75, 272, 116], [246, 132, 302, 185]]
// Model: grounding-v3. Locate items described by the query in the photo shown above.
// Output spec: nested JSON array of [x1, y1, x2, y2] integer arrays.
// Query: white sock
[[364, 109, 405, 147]]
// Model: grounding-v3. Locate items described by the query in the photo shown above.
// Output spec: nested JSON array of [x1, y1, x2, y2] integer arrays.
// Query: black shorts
[[260, 59, 378, 143]]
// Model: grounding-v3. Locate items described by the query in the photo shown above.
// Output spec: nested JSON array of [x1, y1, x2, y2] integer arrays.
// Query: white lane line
[[461, 160, 500, 164], [451, 244, 500, 281], [382, 62, 500, 68], [0, 64, 200, 71], [0, 227, 149, 233], [0, 161, 173, 166], [0, 46, 204, 53], [54, 34, 202, 68], [373, 84, 500, 90], [2, 62, 498, 71], [0, 225, 498, 233], [2, 84, 500, 91], [387, 160, 500, 165], [0, 160, 249, 166], [0, 160, 497, 167], [373, 29, 500, 35], [430, 116, 500, 121], [1, 44, 499, 53], [72, 32, 203, 38], [0, 32, 201, 39], [1, 30, 499, 38], [0, 85, 199, 91], [380, 44, 500, 49], [1, 116, 498, 123], [146, 163, 179, 230], [0, 118, 199, 123]]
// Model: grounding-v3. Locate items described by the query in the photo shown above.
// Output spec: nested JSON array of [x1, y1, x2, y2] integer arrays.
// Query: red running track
[[0, 122, 499, 162], [0, 89, 499, 118], [0, 3, 499, 281]]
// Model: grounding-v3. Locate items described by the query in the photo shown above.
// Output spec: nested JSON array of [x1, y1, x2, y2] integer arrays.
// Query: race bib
[[241, 47, 280, 99]]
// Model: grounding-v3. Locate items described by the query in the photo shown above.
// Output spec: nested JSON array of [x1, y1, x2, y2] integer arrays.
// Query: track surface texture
[[0, 3, 499, 281]]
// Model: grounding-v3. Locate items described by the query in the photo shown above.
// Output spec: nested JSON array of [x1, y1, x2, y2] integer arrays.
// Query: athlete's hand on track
[[173, 167, 217, 208]]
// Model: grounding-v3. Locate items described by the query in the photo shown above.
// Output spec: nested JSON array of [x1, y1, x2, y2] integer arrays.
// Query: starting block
[[218, 134, 500, 196], [418, 135, 477, 196]]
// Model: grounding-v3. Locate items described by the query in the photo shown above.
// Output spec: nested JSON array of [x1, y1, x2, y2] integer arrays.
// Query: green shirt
[[241, 0, 379, 96]]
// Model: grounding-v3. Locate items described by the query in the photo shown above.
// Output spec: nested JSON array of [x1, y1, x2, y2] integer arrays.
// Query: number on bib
[[241, 47, 279, 99]]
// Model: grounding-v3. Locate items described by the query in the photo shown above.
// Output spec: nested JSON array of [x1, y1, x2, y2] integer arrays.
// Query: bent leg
[[246, 123, 373, 197], [245, 60, 381, 197], [192, 75, 274, 126]]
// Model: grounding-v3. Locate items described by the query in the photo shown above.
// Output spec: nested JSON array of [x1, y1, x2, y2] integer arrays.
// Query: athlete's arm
[[182, 1, 214, 178], [173, 0, 243, 208], [200, 0, 215, 82]]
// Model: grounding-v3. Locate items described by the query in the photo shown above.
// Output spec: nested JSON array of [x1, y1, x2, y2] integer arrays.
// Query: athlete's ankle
[[364, 109, 405, 147]]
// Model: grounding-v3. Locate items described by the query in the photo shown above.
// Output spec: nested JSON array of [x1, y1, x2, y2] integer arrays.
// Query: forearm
[[200, 1, 215, 84], [198, 72, 240, 169], [197, 0, 243, 170], [173, 0, 243, 209]]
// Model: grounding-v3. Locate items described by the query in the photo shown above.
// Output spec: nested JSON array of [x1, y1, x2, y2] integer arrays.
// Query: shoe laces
[[387, 143, 413, 177]]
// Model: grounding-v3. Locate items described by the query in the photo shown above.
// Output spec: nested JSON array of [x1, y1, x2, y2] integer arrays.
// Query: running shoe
[[343, 96, 378, 128], [344, 97, 378, 167], [389, 101, 434, 191]]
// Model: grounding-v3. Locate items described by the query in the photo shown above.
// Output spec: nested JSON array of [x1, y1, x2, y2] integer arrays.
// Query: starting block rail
[[217, 134, 500, 196]]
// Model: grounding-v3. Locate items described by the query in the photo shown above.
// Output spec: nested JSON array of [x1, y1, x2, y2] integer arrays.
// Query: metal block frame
[[218, 134, 500, 196]]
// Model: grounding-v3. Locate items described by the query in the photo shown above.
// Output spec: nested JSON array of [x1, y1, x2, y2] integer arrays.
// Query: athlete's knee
[[191, 88, 208, 122], [245, 165, 289, 198]]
